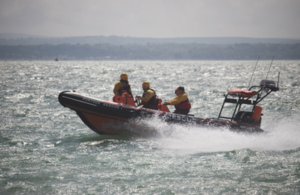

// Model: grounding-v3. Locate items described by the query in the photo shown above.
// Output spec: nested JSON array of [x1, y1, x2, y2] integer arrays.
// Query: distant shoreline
[[1, 43, 299, 60], [1, 59, 299, 62], [1, 35, 300, 46]]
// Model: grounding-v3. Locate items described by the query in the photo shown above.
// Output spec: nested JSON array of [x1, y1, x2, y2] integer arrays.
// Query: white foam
[[136, 115, 300, 154]]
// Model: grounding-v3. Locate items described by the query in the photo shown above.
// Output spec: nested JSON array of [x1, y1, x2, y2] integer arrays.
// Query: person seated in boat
[[135, 81, 158, 110], [163, 86, 191, 115], [113, 73, 133, 97]]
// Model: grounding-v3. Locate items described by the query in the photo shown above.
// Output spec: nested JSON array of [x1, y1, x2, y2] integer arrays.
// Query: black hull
[[58, 91, 264, 135]]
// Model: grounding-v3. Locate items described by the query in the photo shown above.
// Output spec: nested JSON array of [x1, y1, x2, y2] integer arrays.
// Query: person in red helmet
[[163, 86, 191, 115], [113, 73, 133, 97]]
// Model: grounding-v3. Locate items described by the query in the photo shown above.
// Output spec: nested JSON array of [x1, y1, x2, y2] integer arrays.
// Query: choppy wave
[[0, 60, 300, 194]]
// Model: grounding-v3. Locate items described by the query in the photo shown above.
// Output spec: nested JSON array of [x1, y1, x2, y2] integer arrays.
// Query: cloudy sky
[[0, 0, 299, 38]]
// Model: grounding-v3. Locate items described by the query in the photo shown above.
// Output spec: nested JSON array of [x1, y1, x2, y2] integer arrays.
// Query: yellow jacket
[[113, 81, 123, 96], [113, 81, 133, 96], [167, 93, 189, 105], [140, 89, 155, 103]]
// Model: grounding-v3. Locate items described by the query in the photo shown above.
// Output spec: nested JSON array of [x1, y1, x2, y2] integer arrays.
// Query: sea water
[[0, 60, 299, 194]]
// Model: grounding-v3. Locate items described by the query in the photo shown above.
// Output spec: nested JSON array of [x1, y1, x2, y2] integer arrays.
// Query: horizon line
[[1, 33, 300, 40]]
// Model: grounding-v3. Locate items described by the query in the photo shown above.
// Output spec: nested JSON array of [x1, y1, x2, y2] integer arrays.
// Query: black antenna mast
[[265, 56, 274, 80], [248, 57, 260, 89], [262, 56, 274, 91]]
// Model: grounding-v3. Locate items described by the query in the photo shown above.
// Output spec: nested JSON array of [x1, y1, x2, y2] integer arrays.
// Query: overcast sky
[[0, 0, 300, 38]]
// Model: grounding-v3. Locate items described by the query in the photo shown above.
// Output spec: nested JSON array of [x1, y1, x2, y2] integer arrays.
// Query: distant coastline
[[0, 43, 299, 60], [0, 35, 299, 60], [1, 34, 300, 45]]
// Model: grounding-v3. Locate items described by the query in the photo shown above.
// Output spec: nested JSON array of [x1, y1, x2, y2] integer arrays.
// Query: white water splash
[[135, 115, 300, 154]]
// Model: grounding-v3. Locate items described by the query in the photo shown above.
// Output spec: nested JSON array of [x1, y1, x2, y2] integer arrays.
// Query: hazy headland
[[1, 34, 299, 60]]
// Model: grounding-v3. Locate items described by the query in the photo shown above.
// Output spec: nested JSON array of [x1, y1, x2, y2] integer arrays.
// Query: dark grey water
[[1, 60, 300, 194]]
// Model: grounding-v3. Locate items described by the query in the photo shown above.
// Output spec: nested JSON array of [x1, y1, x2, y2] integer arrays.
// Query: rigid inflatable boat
[[58, 78, 279, 135]]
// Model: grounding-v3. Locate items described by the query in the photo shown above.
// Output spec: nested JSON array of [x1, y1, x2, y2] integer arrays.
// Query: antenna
[[262, 57, 274, 92], [277, 72, 280, 88], [265, 56, 274, 80], [248, 57, 260, 89]]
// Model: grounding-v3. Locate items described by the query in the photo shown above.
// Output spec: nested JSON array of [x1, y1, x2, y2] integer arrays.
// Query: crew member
[[113, 73, 133, 97], [163, 86, 191, 115], [136, 81, 158, 110]]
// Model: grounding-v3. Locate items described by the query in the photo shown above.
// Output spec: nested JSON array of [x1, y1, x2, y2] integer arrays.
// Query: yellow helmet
[[142, 81, 150, 90], [120, 73, 128, 81]]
